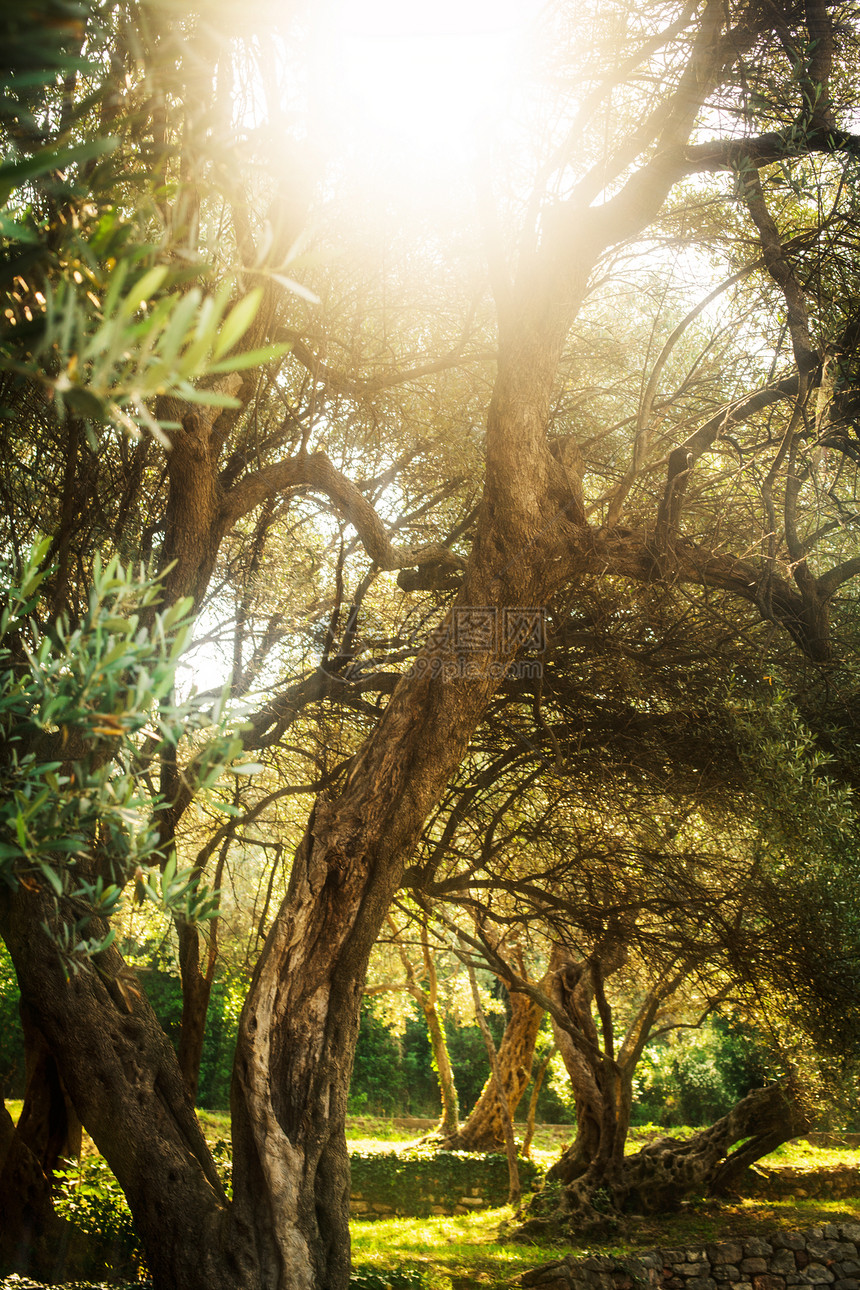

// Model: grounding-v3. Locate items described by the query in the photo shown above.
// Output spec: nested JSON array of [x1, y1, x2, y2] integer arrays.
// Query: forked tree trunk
[[440, 987, 544, 1151], [15, 1002, 82, 1179], [545, 944, 631, 1188], [0, 1097, 100, 1283], [517, 1084, 809, 1242], [0, 1007, 94, 1281], [2, 350, 587, 1290]]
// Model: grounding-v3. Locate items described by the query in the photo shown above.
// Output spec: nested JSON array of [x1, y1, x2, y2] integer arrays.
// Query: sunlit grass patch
[[760, 1140, 860, 1169], [350, 1206, 561, 1288], [198, 1107, 231, 1140], [619, 1197, 860, 1253], [347, 1117, 425, 1144]]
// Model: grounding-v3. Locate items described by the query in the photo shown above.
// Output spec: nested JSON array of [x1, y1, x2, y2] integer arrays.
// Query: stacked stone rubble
[[519, 1225, 860, 1290]]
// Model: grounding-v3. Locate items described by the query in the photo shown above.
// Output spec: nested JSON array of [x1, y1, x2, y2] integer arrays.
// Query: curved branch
[[654, 375, 802, 547], [220, 449, 465, 574], [817, 553, 860, 599], [582, 524, 833, 660], [282, 331, 495, 399], [684, 127, 860, 174]]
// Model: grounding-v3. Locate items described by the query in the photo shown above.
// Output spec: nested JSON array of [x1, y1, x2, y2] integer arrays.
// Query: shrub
[[54, 1155, 143, 1276]]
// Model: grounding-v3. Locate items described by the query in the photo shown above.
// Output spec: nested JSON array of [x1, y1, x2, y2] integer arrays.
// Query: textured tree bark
[[546, 945, 630, 1187], [176, 920, 217, 1103], [423, 1000, 460, 1138], [440, 988, 544, 1152], [622, 1084, 810, 1212], [518, 1084, 807, 1241], [0, 884, 238, 1290], [228, 663, 531, 1288]]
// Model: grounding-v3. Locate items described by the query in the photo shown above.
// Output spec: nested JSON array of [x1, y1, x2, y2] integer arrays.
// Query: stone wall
[[742, 1169, 860, 1201], [518, 1225, 860, 1290], [349, 1149, 542, 1218]]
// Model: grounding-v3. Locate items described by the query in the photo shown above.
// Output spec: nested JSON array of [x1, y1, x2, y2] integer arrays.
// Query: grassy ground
[[349, 1198, 860, 1289], [8, 1103, 860, 1288], [198, 1110, 860, 1287]]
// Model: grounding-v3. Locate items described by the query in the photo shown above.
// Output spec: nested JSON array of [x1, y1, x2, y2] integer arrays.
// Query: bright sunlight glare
[[317, 0, 542, 185]]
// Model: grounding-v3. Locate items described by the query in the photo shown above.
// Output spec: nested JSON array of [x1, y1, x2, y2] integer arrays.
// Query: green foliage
[[31, 266, 289, 442], [0, 545, 246, 970], [350, 999, 570, 1124], [0, 940, 25, 1096], [631, 1017, 774, 1127], [54, 1153, 143, 1275], [350, 1272, 429, 1289], [447, 1018, 499, 1113], [0, 1, 288, 446], [350, 1000, 439, 1116], [723, 684, 860, 1060], [132, 953, 245, 1109]]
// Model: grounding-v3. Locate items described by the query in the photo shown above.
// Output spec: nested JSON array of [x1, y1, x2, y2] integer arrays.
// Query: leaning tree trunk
[[222, 226, 610, 1283], [517, 1084, 808, 1242], [622, 1083, 810, 1212], [440, 987, 544, 1151], [422, 998, 460, 1138], [1, 273, 598, 1290], [228, 621, 549, 1289]]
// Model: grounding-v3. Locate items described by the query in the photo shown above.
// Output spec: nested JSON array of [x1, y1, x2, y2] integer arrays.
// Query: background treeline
[[0, 942, 777, 1128]]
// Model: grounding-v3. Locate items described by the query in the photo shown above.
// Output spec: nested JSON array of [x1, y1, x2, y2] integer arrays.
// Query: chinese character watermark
[[411, 607, 546, 681]]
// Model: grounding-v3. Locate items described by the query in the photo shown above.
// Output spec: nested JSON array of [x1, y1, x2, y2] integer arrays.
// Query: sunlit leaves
[[0, 545, 250, 972]]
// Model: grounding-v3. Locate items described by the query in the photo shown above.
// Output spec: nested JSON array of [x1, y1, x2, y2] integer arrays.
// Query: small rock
[[804, 1266, 835, 1285], [746, 1242, 775, 1259]]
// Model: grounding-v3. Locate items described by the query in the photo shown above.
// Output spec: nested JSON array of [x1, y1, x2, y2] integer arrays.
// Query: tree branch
[[219, 449, 465, 574]]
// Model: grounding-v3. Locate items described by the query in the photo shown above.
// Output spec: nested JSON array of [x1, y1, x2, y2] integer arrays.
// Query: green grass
[[9, 1101, 860, 1289], [759, 1139, 860, 1169], [26, 1105, 858, 1172], [349, 1197, 860, 1289], [351, 1206, 555, 1289]]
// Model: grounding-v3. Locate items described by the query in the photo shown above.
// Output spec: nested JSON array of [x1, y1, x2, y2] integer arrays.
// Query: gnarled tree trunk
[[518, 1084, 809, 1242], [440, 986, 544, 1152], [622, 1083, 809, 1211], [545, 942, 631, 1191], [0, 884, 235, 1290]]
